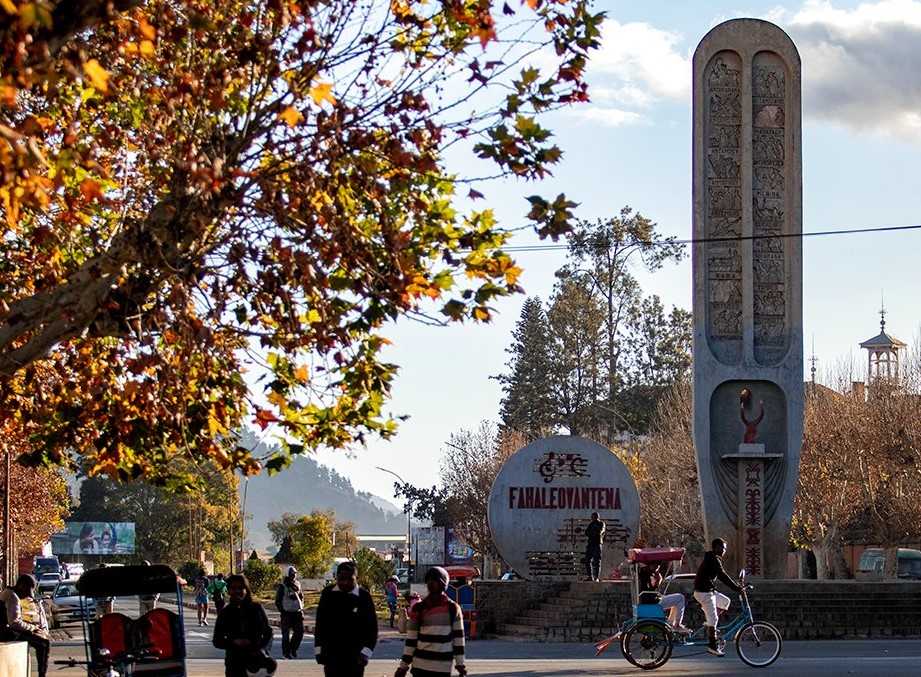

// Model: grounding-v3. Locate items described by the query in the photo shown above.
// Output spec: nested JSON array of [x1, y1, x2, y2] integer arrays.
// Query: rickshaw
[[595, 547, 782, 670], [59, 564, 187, 677]]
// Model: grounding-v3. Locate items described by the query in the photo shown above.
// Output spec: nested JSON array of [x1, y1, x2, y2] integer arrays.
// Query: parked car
[[49, 579, 95, 629], [855, 548, 921, 580], [500, 571, 520, 581], [37, 573, 61, 595]]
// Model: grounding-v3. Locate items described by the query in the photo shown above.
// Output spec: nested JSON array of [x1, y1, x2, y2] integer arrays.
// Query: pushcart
[[59, 564, 186, 677], [595, 547, 782, 670]]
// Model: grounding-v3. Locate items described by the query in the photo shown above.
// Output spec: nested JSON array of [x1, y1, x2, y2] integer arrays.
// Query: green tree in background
[[496, 206, 690, 440], [70, 462, 238, 564], [268, 510, 356, 577], [496, 298, 556, 440], [354, 547, 391, 593]]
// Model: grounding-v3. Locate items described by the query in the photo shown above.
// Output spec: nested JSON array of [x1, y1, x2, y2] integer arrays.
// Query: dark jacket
[[314, 584, 378, 662], [585, 520, 605, 548], [694, 550, 742, 593], [212, 600, 273, 665], [274, 577, 302, 613]]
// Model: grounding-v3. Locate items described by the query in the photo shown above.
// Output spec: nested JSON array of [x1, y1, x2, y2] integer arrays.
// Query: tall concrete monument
[[692, 19, 803, 579]]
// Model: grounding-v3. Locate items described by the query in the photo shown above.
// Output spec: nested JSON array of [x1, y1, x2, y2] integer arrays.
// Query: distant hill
[[239, 452, 407, 551]]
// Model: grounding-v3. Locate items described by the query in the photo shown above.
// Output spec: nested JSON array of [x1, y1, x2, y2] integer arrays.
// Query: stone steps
[[490, 580, 921, 642]]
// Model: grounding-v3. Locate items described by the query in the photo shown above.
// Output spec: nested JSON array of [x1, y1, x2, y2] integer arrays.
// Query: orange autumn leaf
[[278, 106, 305, 127], [79, 178, 104, 202], [83, 59, 110, 94], [309, 82, 337, 107]]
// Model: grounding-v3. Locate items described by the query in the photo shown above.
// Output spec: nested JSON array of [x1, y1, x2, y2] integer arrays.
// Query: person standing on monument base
[[693, 538, 744, 656], [584, 511, 606, 581]]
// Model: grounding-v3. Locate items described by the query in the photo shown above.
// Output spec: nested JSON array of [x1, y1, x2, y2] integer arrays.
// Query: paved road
[[47, 624, 921, 677]]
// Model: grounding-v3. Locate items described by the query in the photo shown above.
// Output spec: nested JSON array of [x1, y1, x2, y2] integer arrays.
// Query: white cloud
[[571, 106, 651, 127], [787, 0, 921, 140], [579, 2, 921, 140], [576, 20, 691, 126]]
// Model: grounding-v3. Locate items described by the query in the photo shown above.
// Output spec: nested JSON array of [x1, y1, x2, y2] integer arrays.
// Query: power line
[[500, 222, 921, 253]]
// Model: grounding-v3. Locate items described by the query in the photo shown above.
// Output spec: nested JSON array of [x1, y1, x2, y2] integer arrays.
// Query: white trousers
[[693, 590, 730, 627], [660, 593, 685, 626]]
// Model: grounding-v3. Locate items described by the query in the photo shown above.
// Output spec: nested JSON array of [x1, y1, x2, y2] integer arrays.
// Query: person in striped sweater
[[394, 567, 467, 677]]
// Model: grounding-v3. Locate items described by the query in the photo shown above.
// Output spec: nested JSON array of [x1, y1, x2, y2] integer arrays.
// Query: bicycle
[[596, 548, 782, 670]]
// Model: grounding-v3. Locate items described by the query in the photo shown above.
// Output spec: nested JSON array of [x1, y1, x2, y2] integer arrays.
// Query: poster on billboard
[[445, 527, 474, 566], [50, 522, 136, 555]]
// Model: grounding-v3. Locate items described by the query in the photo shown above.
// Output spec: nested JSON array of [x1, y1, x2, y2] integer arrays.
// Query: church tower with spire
[[859, 304, 906, 398]]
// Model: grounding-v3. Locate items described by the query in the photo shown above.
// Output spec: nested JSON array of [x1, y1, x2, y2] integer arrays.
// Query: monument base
[[722, 443, 783, 459]]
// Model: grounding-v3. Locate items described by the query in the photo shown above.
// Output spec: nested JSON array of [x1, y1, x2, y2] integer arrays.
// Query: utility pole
[[375, 466, 412, 579]]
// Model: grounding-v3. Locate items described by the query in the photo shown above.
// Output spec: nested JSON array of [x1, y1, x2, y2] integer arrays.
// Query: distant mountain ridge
[[239, 450, 407, 551]]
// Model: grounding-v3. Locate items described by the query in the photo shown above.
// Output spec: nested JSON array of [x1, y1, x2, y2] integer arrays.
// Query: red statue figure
[[739, 390, 765, 444]]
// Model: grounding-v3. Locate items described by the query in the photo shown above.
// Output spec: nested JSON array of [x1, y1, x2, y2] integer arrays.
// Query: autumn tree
[[268, 509, 357, 560], [791, 381, 862, 579], [853, 389, 921, 578], [438, 423, 526, 574], [632, 379, 703, 552], [0, 0, 603, 484], [0, 423, 70, 555]]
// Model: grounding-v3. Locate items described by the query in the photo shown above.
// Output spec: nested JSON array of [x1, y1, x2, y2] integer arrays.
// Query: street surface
[[46, 616, 921, 676]]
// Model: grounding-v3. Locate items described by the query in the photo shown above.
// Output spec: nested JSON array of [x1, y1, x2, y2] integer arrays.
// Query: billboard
[[50, 522, 136, 555]]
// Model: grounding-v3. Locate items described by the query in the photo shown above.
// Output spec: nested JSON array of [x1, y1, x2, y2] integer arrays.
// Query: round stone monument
[[488, 435, 640, 580]]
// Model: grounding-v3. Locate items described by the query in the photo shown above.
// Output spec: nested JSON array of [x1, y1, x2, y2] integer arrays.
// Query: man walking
[[0, 574, 50, 677], [274, 566, 304, 659], [584, 512, 606, 581], [315, 561, 378, 676], [394, 566, 466, 677], [693, 538, 744, 656]]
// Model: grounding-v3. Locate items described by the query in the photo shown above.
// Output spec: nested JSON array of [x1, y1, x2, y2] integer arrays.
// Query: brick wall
[[473, 579, 921, 641]]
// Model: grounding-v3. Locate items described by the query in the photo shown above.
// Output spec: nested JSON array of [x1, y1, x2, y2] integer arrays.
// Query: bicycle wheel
[[735, 621, 782, 667], [621, 620, 673, 670]]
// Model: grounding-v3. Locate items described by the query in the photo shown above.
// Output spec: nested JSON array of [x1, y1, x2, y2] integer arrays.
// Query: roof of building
[[859, 329, 907, 349]]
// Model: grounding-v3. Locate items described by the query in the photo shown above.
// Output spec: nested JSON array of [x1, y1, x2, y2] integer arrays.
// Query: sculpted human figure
[[739, 389, 765, 444]]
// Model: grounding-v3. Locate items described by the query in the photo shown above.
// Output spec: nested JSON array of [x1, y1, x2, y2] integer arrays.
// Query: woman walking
[[212, 574, 276, 677]]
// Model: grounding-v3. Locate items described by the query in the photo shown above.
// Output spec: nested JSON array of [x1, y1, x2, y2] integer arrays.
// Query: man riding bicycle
[[693, 538, 743, 656]]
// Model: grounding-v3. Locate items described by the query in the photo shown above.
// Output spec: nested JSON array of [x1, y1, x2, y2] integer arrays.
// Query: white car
[[37, 573, 61, 595], [49, 579, 95, 629]]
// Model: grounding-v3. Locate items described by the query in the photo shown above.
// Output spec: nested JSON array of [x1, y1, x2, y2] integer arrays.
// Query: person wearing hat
[[394, 566, 466, 677], [385, 574, 400, 627], [0, 574, 51, 677], [274, 566, 304, 659], [314, 561, 378, 676]]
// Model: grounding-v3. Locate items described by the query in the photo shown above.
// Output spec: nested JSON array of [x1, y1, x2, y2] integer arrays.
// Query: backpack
[[281, 582, 301, 612]]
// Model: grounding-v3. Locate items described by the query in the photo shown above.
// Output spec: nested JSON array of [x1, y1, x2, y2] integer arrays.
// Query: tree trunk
[[812, 540, 832, 580], [831, 540, 851, 580], [883, 544, 900, 580]]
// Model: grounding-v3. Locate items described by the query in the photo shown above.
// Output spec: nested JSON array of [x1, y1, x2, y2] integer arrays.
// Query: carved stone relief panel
[[706, 51, 743, 363], [751, 51, 788, 365]]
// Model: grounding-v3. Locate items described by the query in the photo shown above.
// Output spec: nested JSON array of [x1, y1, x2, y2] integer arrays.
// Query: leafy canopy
[[0, 0, 602, 486]]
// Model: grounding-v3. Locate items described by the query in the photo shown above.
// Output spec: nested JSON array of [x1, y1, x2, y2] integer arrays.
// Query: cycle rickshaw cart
[[64, 564, 187, 677], [595, 546, 782, 670]]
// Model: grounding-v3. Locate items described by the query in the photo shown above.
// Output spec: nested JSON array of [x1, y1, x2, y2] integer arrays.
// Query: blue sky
[[311, 1, 921, 503]]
